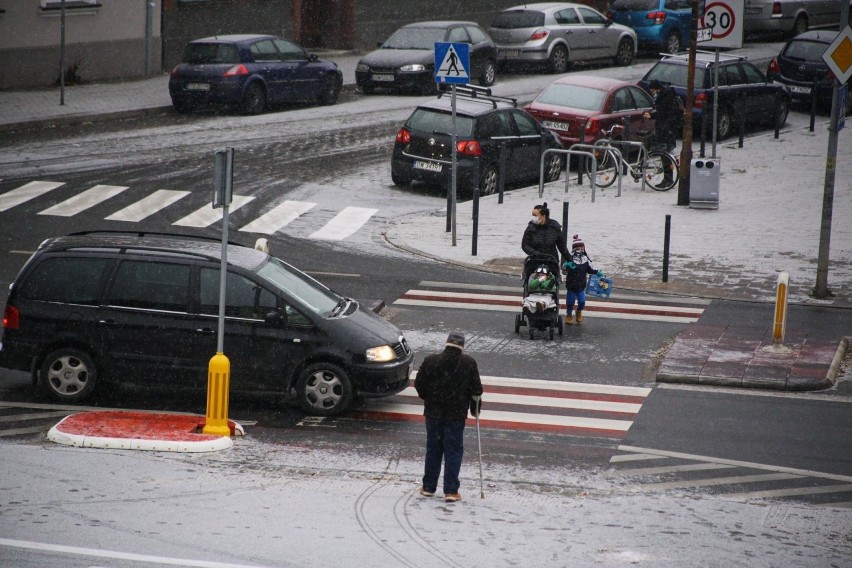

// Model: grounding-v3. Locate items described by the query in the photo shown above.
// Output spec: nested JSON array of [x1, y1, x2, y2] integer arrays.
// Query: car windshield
[[535, 84, 607, 111], [491, 10, 545, 29], [407, 108, 475, 136], [383, 27, 447, 49], [611, 0, 658, 10], [256, 256, 340, 316], [183, 43, 240, 64], [645, 63, 706, 88], [783, 39, 830, 62]]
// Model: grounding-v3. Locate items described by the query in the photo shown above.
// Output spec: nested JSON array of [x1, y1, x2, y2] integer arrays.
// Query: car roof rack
[[437, 83, 517, 108], [66, 230, 248, 248], [659, 50, 746, 63]]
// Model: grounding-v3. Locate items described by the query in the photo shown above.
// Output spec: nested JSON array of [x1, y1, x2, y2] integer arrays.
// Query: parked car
[[524, 75, 656, 149], [639, 52, 791, 139], [488, 2, 638, 73], [743, 0, 851, 38], [608, 0, 693, 54], [355, 21, 497, 94], [169, 34, 343, 115], [767, 29, 852, 114], [391, 87, 563, 195], [0, 232, 412, 416]]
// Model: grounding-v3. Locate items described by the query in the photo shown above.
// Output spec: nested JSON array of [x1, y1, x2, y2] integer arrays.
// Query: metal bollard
[[562, 201, 569, 247], [662, 214, 671, 283], [472, 186, 479, 256], [498, 142, 507, 204], [809, 79, 817, 132], [577, 125, 586, 185], [204, 352, 231, 436], [738, 112, 745, 148]]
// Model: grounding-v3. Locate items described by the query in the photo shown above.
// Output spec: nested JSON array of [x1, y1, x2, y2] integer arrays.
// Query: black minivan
[[0, 232, 412, 416]]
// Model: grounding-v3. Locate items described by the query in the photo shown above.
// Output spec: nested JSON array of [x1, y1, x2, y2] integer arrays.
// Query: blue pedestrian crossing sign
[[434, 42, 470, 84]]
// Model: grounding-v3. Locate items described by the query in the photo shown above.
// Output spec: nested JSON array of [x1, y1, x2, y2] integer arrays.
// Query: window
[[199, 268, 277, 320], [106, 260, 190, 312], [466, 26, 488, 44], [629, 86, 654, 109], [741, 62, 767, 84], [578, 7, 606, 25], [554, 9, 580, 24], [491, 10, 545, 29], [613, 88, 634, 111], [20, 257, 111, 305], [721, 64, 746, 86], [274, 39, 305, 61], [251, 40, 279, 62], [408, 108, 475, 137], [447, 26, 471, 43], [510, 110, 540, 136], [477, 112, 513, 138], [183, 43, 240, 65]]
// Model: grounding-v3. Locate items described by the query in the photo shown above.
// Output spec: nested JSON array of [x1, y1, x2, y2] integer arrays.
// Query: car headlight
[[399, 64, 426, 72], [356, 63, 370, 72], [366, 345, 396, 362]]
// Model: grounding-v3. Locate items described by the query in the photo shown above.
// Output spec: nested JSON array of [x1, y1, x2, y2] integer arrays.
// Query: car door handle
[[196, 328, 216, 335]]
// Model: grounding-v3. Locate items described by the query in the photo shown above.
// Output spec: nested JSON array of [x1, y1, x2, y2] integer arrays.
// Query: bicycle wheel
[[645, 151, 679, 191], [584, 148, 618, 189]]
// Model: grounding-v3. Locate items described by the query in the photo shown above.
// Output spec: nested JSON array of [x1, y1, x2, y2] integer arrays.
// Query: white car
[[488, 2, 638, 73]]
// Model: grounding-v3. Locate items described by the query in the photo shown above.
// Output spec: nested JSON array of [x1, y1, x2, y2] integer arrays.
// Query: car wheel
[[614, 39, 635, 66], [296, 362, 352, 416], [318, 74, 341, 106], [40, 348, 98, 402], [665, 31, 681, 54], [548, 45, 569, 74], [544, 153, 562, 183], [391, 169, 410, 187], [773, 98, 789, 129], [480, 60, 497, 87], [716, 108, 732, 140], [242, 82, 266, 115], [479, 164, 499, 196], [791, 15, 808, 37]]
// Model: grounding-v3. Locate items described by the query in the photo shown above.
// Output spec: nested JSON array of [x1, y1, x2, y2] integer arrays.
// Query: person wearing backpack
[[645, 79, 681, 154]]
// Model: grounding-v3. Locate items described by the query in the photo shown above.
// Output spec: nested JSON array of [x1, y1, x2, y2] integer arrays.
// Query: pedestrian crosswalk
[[394, 281, 709, 323], [354, 375, 651, 439], [608, 445, 852, 506], [0, 179, 378, 241]]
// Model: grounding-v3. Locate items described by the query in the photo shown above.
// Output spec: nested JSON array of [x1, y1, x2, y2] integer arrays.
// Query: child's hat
[[571, 234, 585, 250]]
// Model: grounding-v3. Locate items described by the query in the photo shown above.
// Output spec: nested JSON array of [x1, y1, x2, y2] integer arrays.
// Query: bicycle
[[584, 129, 679, 191]]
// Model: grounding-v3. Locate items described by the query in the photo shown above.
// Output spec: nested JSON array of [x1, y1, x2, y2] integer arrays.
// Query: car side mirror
[[265, 309, 287, 324], [308, 53, 318, 62]]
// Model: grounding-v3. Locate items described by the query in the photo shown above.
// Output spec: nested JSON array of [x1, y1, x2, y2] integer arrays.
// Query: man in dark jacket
[[521, 202, 570, 277], [414, 332, 483, 503], [647, 79, 681, 154]]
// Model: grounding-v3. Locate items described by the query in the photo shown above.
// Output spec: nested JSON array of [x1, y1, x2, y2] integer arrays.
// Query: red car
[[524, 75, 655, 149]]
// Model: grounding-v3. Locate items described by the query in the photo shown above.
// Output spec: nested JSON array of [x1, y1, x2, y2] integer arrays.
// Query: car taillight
[[457, 140, 482, 156], [529, 29, 549, 41], [395, 127, 411, 144], [646, 11, 667, 24], [3, 305, 19, 330], [772, 1, 782, 16], [767, 57, 780, 74], [170, 65, 181, 76], [585, 118, 600, 136], [694, 92, 708, 109], [223, 64, 249, 77]]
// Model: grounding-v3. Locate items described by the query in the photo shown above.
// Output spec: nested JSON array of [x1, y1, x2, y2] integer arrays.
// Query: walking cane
[[476, 409, 484, 499]]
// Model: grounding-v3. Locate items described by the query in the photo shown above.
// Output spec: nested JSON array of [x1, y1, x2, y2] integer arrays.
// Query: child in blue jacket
[[563, 235, 604, 324]]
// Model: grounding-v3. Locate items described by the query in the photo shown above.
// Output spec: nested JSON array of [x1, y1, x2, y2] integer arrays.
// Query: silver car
[[488, 2, 638, 73], [743, 0, 850, 37]]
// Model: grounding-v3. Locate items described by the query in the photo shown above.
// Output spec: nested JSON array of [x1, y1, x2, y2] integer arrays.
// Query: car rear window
[[384, 27, 447, 49], [406, 108, 475, 137], [611, 0, 658, 10], [534, 84, 607, 111], [783, 39, 830, 62], [183, 43, 240, 65], [491, 10, 545, 29], [645, 62, 707, 88], [20, 256, 111, 305]]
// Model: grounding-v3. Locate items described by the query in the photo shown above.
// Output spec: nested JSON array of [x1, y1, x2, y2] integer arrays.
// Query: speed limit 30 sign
[[700, 0, 744, 49]]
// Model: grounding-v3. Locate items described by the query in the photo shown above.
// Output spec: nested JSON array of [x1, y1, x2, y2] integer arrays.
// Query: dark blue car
[[169, 34, 343, 114], [609, 0, 694, 54]]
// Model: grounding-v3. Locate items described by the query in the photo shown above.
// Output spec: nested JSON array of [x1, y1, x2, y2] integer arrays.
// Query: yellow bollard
[[773, 272, 789, 345], [203, 352, 231, 436]]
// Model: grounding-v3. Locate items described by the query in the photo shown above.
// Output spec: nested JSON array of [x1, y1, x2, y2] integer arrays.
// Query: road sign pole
[[451, 84, 457, 247]]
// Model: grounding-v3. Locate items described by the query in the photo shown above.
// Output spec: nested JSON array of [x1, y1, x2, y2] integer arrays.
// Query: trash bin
[[689, 157, 720, 210]]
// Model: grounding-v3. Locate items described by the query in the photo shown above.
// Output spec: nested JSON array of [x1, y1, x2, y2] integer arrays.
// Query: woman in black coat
[[521, 202, 569, 277]]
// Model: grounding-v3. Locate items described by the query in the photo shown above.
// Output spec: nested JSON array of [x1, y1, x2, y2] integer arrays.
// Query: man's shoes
[[576, 310, 583, 323], [444, 493, 462, 502], [419, 487, 435, 497], [564, 314, 574, 325]]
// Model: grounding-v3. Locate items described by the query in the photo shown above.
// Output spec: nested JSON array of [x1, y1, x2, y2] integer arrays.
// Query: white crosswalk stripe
[[0, 180, 64, 212], [238, 200, 316, 234], [356, 374, 650, 438], [104, 189, 190, 222], [172, 194, 256, 227], [309, 206, 378, 240], [38, 184, 128, 216]]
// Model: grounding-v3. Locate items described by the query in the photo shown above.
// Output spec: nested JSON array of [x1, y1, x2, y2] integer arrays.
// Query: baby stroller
[[514, 253, 563, 340]]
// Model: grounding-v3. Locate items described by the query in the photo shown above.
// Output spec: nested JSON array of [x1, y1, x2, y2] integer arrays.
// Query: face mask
[[533, 216, 544, 225]]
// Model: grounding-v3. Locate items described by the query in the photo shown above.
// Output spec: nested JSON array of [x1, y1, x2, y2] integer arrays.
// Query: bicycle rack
[[538, 148, 598, 201], [567, 143, 624, 198], [599, 139, 653, 192]]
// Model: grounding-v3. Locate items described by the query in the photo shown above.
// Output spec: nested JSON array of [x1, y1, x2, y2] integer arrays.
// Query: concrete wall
[[0, 0, 162, 90]]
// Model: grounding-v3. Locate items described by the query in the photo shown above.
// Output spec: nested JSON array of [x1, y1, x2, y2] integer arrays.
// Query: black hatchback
[[767, 30, 852, 114], [0, 232, 412, 416], [391, 87, 563, 196]]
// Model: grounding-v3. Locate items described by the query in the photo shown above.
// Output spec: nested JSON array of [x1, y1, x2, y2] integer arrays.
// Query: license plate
[[414, 160, 443, 173], [185, 83, 210, 91], [744, 7, 761, 14], [501, 50, 519, 58], [372, 74, 394, 82], [790, 85, 812, 95], [542, 120, 570, 131]]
